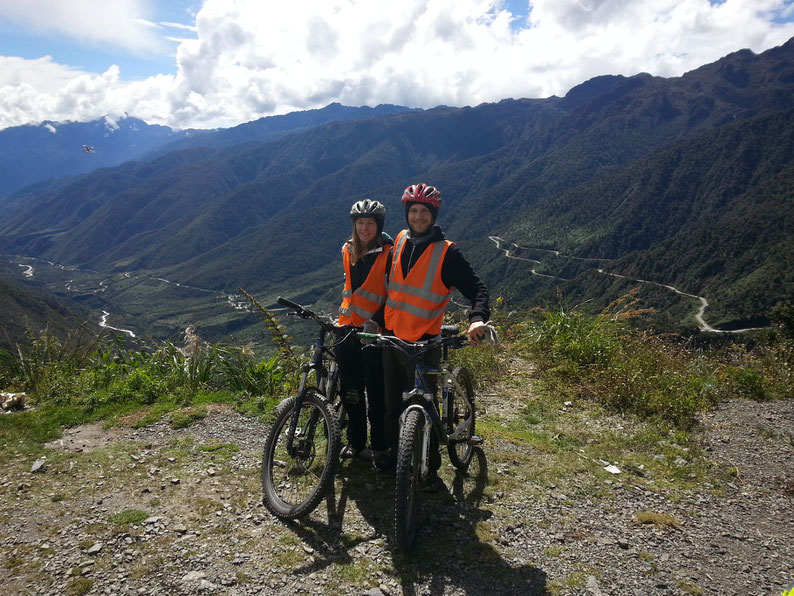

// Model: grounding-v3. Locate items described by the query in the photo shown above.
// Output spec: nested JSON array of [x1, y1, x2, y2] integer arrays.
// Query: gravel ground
[[1, 396, 792, 596]]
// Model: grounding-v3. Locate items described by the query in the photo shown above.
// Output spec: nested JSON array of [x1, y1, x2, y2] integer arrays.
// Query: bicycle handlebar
[[276, 296, 362, 336], [359, 332, 468, 353], [276, 296, 303, 312]]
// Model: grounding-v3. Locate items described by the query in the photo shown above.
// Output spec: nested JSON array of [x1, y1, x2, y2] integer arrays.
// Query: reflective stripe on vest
[[338, 243, 390, 326], [384, 230, 453, 340]]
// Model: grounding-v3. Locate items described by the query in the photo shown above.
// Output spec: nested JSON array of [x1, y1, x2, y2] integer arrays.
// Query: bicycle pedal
[[467, 435, 484, 446]]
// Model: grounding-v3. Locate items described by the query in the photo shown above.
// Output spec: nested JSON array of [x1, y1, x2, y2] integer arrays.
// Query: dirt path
[[1, 394, 792, 595], [487, 236, 763, 334]]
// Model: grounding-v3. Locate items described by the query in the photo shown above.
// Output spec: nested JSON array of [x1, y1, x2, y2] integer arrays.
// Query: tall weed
[[518, 298, 735, 427], [1, 324, 102, 396], [218, 343, 288, 396]]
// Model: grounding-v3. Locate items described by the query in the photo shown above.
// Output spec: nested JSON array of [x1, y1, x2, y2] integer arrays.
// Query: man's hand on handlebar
[[467, 321, 486, 346]]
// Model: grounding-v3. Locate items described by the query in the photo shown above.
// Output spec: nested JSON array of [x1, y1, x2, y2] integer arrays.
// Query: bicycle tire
[[394, 408, 424, 552], [447, 366, 476, 470], [332, 392, 348, 435], [261, 391, 341, 519], [326, 365, 349, 436]]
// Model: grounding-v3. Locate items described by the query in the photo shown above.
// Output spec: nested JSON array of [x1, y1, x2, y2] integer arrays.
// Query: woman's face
[[354, 217, 378, 245]]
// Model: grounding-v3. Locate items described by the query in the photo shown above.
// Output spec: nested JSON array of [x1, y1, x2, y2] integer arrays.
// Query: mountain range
[[1, 38, 792, 346], [0, 103, 417, 199]]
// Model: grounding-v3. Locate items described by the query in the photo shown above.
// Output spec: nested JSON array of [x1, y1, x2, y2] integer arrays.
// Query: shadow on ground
[[279, 447, 548, 595]]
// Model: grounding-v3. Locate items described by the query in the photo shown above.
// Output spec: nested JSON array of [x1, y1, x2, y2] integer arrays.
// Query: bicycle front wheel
[[261, 391, 341, 519], [394, 408, 424, 552], [447, 366, 476, 470]]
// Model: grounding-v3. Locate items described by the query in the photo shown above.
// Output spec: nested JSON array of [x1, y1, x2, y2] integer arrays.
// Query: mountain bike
[[260, 296, 359, 519], [361, 325, 482, 552]]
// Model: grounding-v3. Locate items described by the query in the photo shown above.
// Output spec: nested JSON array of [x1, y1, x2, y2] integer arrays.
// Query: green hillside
[[0, 263, 99, 352], [497, 107, 794, 328], [1, 39, 793, 341]]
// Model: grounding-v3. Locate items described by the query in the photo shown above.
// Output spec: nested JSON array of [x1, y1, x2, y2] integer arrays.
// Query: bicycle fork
[[286, 361, 322, 458], [399, 389, 439, 480]]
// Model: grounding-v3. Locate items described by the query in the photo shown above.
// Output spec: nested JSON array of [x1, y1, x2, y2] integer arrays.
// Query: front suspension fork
[[399, 400, 434, 480]]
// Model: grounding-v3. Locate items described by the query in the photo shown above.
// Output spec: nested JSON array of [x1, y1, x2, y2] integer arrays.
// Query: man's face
[[407, 204, 433, 235]]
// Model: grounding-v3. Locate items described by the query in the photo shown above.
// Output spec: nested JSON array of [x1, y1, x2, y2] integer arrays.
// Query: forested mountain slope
[[0, 264, 98, 351], [1, 38, 792, 339], [498, 107, 794, 328]]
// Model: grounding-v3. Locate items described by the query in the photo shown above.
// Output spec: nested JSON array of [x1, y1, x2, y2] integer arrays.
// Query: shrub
[[219, 345, 287, 397], [517, 302, 731, 427], [724, 366, 767, 400], [530, 306, 618, 367]]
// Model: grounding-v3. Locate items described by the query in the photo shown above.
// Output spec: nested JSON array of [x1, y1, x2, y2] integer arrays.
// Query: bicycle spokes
[[262, 393, 341, 519]]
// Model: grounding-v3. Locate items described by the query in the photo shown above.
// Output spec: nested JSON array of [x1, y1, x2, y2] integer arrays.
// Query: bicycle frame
[[286, 330, 333, 456], [279, 298, 356, 457], [403, 371, 447, 477], [370, 328, 469, 480]]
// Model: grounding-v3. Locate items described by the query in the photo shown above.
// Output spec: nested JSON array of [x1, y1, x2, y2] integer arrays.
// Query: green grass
[[197, 441, 239, 465], [632, 510, 681, 528], [65, 578, 94, 596], [110, 509, 149, 526], [0, 405, 87, 448], [677, 579, 705, 595], [512, 299, 793, 428], [168, 407, 208, 429]]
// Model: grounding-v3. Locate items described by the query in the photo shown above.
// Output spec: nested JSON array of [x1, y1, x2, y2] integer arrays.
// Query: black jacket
[[374, 225, 490, 335]]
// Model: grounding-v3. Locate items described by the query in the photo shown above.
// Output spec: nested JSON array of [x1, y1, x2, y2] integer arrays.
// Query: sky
[[1, 0, 793, 132]]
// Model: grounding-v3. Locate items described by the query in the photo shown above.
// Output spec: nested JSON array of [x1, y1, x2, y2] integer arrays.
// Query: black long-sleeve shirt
[[374, 225, 489, 336]]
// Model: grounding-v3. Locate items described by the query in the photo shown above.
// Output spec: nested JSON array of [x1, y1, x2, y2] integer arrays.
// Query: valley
[[2, 254, 257, 345], [1, 39, 792, 345], [3, 225, 767, 350]]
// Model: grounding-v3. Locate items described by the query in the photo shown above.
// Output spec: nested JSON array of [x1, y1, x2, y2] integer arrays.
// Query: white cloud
[[0, 55, 88, 91], [1, 0, 794, 131], [0, 0, 165, 53], [160, 21, 199, 33]]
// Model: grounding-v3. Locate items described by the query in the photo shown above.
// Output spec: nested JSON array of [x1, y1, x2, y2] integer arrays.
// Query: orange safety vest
[[338, 242, 391, 326], [384, 230, 454, 341]]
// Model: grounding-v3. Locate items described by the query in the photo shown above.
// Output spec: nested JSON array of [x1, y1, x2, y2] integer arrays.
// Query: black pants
[[334, 334, 387, 451], [382, 345, 442, 474]]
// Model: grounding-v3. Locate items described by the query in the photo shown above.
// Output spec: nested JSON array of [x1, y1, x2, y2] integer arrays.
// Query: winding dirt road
[[489, 236, 761, 334]]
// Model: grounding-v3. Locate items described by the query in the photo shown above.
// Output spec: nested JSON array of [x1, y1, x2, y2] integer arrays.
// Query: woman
[[335, 199, 393, 460]]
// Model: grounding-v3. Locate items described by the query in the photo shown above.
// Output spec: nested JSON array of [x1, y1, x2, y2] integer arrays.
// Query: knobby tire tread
[[394, 409, 424, 552], [447, 366, 476, 470], [261, 392, 341, 519]]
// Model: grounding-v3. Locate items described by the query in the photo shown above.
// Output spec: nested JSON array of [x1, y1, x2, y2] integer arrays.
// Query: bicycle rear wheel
[[394, 408, 424, 552], [261, 391, 341, 519], [447, 366, 476, 470]]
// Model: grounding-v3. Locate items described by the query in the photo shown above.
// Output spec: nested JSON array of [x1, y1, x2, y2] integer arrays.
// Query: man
[[373, 183, 489, 491]]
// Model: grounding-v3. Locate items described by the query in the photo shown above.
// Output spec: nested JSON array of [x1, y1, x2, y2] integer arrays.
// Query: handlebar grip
[[357, 332, 380, 340], [276, 296, 303, 311]]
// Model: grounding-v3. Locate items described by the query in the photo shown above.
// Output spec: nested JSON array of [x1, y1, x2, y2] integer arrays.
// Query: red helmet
[[401, 183, 442, 210]]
